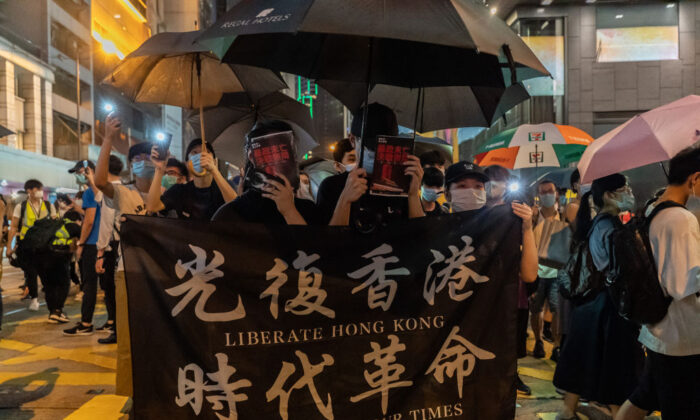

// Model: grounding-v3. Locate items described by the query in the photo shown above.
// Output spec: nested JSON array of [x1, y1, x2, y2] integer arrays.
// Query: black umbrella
[[186, 92, 318, 166], [0, 124, 13, 138], [197, 0, 547, 88], [320, 81, 531, 132]]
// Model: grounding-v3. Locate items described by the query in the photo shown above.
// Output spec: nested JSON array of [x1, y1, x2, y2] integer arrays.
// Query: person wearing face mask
[[161, 159, 188, 191], [419, 150, 447, 173], [617, 147, 700, 420], [297, 172, 315, 202], [94, 116, 155, 396], [7, 179, 57, 311], [529, 180, 564, 360], [420, 167, 447, 216], [213, 120, 318, 225], [553, 173, 644, 420], [147, 139, 236, 220], [317, 103, 425, 228], [484, 165, 510, 207], [332, 138, 357, 173]]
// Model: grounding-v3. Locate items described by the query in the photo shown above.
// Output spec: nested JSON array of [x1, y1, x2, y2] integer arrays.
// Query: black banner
[[121, 205, 521, 420]]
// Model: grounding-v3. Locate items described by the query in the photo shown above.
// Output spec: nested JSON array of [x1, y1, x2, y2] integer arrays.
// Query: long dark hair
[[573, 173, 626, 243]]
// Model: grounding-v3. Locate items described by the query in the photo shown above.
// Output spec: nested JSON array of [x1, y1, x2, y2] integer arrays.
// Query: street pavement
[[0, 261, 661, 420]]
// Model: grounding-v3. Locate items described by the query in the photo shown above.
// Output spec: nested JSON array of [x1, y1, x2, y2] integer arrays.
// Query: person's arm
[[7, 216, 19, 256], [262, 175, 307, 225], [329, 169, 367, 226], [404, 155, 426, 219], [565, 202, 579, 225], [201, 152, 237, 203], [146, 145, 167, 214], [95, 116, 121, 199], [512, 202, 538, 283], [71, 201, 85, 216]]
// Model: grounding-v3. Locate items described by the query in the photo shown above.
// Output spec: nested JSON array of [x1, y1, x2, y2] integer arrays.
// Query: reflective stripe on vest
[[52, 222, 73, 246], [19, 201, 48, 240]]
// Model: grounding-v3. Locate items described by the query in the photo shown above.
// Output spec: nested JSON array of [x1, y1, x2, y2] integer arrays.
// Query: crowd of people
[[0, 102, 698, 419]]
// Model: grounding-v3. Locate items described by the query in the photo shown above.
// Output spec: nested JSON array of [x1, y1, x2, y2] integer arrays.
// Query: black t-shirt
[[424, 203, 449, 217], [315, 172, 409, 228], [161, 181, 229, 221], [212, 189, 320, 225]]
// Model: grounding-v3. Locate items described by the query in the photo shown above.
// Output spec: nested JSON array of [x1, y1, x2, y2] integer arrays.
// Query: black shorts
[[628, 349, 700, 419]]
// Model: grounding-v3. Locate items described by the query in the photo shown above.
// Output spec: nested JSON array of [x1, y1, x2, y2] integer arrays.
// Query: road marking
[[3, 302, 47, 316], [0, 339, 117, 370], [64, 394, 130, 420], [0, 371, 115, 386], [519, 366, 554, 381]]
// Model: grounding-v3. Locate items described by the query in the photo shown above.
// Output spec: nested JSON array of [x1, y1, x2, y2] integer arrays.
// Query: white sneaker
[[28, 298, 40, 311]]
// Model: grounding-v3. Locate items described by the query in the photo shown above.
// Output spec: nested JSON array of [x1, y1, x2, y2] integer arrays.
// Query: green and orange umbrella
[[475, 123, 593, 169]]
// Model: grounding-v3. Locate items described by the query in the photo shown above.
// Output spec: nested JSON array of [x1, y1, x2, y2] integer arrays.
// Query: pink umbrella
[[578, 95, 700, 183]]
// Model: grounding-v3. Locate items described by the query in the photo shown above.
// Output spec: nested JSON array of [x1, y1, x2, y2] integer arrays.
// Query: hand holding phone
[[154, 133, 172, 161]]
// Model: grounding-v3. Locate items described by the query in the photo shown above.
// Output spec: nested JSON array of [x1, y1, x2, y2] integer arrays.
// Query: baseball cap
[[445, 161, 489, 187], [68, 160, 96, 173]]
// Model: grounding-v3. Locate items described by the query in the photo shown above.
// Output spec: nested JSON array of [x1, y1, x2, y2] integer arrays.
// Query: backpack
[[557, 221, 607, 302], [15, 218, 66, 267], [606, 201, 683, 325]]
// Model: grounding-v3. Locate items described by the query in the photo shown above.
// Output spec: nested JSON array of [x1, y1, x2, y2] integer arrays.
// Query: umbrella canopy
[[197, 0, 548, 88], [578, 95, 700, 184], [0, 124, 13, 138], [188, 92, 318, 166], [475, 123, 593, 170], [319, 81, 531, 132], [413, 135, 452, 164], [527, 167, 577, 189], [102, 31, 286, 109]]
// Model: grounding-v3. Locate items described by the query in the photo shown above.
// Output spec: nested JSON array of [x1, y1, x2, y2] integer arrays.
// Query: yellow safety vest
[[52, 220, 74, 247], [19, 200, 49, 240]]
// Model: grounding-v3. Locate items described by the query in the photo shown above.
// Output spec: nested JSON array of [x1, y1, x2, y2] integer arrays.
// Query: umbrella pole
[[411, 88, 422, 142], [358, 38, 373, 172], [189, 53, 207, 177]]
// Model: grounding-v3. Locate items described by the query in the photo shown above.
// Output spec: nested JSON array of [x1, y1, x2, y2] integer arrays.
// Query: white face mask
[[450, 188, 487, 212], [33, 190, 44, 199], [344, 163, 356, 172], [485, 181, 506, 200]]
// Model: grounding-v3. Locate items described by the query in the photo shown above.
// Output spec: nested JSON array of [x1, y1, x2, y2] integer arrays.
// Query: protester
[[213, 120, 317, 225], [297, 172, 314, 202], [316, 103, 425, 227], [147, 139, 236, 220], [617, 147, 700, 420], [94, 115, 152, 397], [64, 160, 102, 336], [553, 173, 644, 420], [420, 167, 447, 216], [7, 179, 57, 311], [333, 138, 357, 172], [94, 155, 124, 345], [484, 165, 511, 208], [419, 150, 446, 173], [531, 180, 563, 360], [162, 158, 188, 190]]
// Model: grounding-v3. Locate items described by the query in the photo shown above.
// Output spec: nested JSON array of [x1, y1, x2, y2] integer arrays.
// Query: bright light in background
[[666, 3, 675, 8], [0, 179, 7, 187], [120, 0, 147, 23], [615, 14, 624, 19], [155, 132, 166, 141], [329, 144, 336, 151], [103, 103, 114, 112], [541, 0, 553, 5], [490, 7, 497, 15], [508, 182, 520, 193], [92, 31, 126, 59]]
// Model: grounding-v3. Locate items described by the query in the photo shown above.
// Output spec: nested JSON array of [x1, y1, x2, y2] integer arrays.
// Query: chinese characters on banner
[[121, 205, 521, 419]]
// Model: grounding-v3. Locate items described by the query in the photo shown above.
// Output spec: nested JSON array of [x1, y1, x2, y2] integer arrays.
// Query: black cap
[[445, 161, 489, 186], [68, 160, 95, 173]]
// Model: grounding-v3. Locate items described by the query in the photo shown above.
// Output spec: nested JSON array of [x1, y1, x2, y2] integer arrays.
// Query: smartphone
[[154, 133, 172, 160]]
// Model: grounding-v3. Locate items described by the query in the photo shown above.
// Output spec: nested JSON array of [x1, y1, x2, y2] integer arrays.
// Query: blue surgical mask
[[75, 174, 87, 185], [189, 153, 202, 173], [161, 175, 178, 190], [421, 186, 442, 203], [540, 193, 557, 208], [614, 191, 636, 212], [132, 160, 155, 179]]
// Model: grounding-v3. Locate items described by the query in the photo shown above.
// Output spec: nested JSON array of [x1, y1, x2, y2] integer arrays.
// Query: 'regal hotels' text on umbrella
[[121, 207, 523, 419]]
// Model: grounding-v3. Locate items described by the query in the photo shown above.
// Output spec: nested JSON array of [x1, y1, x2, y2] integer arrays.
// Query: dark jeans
[[24, 264, 39, 299], [517, 308, 529, 359], [80, 245, 98, 324], [37, 252, 71, 314], [99, 241, 118, 323]]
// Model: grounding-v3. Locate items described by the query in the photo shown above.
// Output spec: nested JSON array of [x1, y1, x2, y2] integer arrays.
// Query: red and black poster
[[370, 136, 415, 197], [245, 130, 300, 190], [121, 206, 521, 419]]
